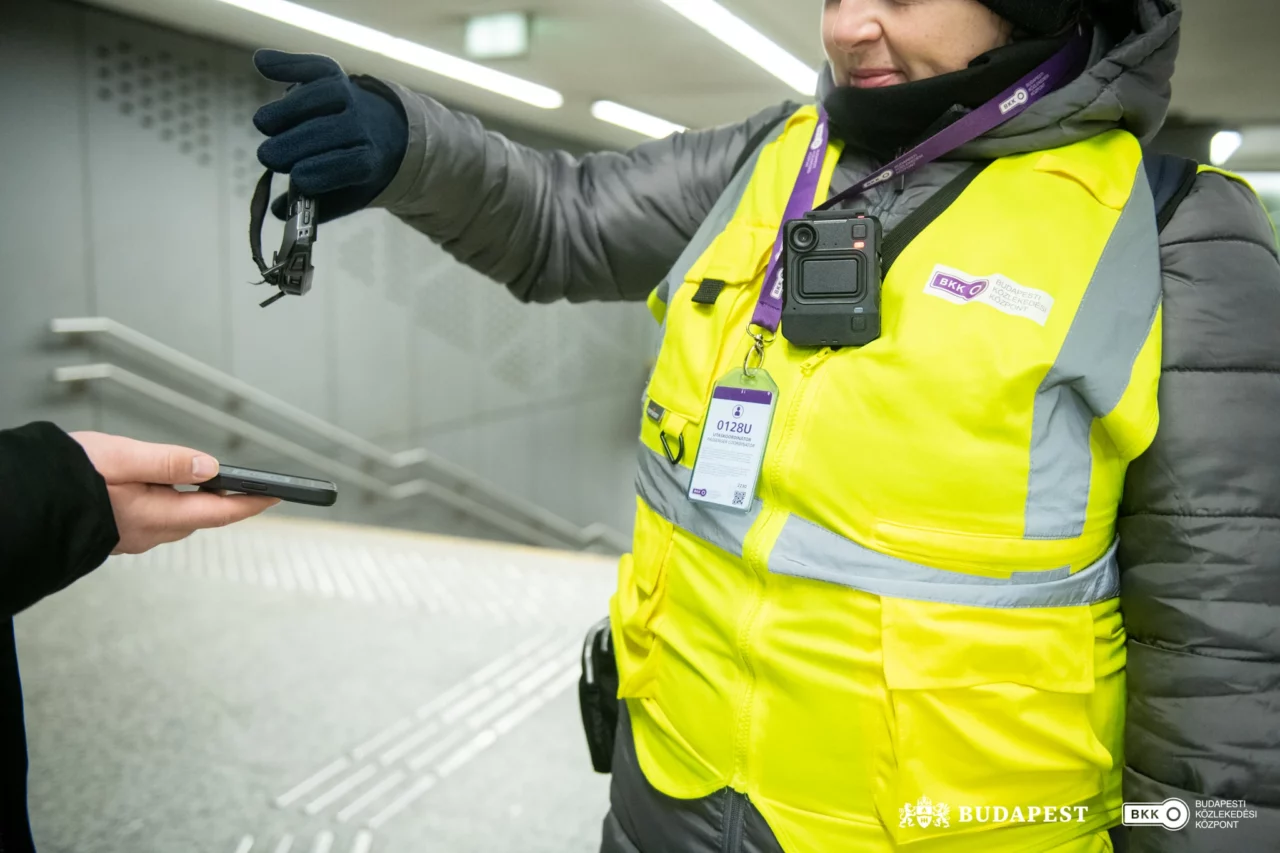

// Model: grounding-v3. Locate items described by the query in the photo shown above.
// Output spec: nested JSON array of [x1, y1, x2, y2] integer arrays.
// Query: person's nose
[[827, 0, 884, 54]]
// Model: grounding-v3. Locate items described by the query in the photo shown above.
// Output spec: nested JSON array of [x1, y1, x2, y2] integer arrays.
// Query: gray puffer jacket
[[372, 1, 1279, 850]]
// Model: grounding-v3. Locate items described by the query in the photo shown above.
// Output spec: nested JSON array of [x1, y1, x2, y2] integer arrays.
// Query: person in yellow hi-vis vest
[[254, 0, 1280, 850]]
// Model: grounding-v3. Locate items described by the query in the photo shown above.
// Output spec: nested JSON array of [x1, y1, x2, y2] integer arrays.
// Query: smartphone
[[199, 464, 338, 506]]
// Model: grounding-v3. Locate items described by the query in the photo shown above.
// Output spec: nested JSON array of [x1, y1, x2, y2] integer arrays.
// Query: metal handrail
[[53, 318, 631, 553], [54, 364, 582, 549], [53, 318, 429, 467]]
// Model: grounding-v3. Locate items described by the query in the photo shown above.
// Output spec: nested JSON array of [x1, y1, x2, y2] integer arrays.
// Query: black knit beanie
[[976, 0, 1084, 36]]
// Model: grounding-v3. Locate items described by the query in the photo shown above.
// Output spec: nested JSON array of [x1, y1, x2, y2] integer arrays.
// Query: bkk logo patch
[[925, 264, 1054, 326], [1000, 87, 1030, 115], [865, 169, 896, 188], [769, 267, 785, 301], [803, 123, 829, 171]]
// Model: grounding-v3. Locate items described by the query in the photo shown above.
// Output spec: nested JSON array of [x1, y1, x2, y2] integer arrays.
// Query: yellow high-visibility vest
[[612, 105, 1165, 852]]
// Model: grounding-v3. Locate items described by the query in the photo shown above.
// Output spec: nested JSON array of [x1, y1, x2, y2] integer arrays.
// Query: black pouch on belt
[[578, 617, 619, 773]]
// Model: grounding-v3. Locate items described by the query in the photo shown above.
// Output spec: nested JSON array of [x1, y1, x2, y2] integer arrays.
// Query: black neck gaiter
[[822, 33, 1076, 163]]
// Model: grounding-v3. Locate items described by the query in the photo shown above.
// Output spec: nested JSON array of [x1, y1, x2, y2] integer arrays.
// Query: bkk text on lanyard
[[684, 32, 1091, 512]]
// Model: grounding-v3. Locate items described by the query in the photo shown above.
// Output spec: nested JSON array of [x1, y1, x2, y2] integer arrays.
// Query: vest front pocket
[[876, 597, 1120, 844], [612, 497, 676, 699], [645, 222, 776, 437]]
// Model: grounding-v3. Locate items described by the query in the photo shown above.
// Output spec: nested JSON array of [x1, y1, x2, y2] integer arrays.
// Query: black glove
[[253, 49, 409, 223]]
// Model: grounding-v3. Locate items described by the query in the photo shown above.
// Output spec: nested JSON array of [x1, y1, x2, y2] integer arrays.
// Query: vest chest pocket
[[877, 598, 1123, 839], [645, 223, 776, 435]]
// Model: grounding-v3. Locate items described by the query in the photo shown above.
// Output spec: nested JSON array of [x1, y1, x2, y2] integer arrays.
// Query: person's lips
[[850, 68, 905, 88]]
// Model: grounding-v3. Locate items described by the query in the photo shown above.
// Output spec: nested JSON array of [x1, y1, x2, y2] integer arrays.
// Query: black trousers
[[599, 701, 783, 853]]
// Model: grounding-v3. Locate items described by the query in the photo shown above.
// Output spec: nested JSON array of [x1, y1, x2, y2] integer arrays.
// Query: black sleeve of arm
[[1117, 172, 1280, 852], [367, 81, 797, 304], [0, 422, 119, 617]]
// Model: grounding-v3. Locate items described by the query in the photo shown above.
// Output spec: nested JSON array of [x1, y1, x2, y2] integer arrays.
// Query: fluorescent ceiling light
[[1211, 130, 1244, 166], [654, 0, 818, 95], [465, 13, 530, 60], [211, 0, 562, 109], [591, 101, 687, 139]]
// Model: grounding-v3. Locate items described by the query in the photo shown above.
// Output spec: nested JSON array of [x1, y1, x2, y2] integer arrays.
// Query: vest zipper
[[731, 347, 835, 790], [722, 788, 748, 853], [799, 349, 835, 376]]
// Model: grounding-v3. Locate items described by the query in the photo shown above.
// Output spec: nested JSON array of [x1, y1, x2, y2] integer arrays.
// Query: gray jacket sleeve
[[370, 82, 797, 304], [1118, 172, 1280, 852]]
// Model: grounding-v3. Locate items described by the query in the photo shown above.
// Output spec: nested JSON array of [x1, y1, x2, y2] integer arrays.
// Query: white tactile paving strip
[[115, 520, 610, 626], [18, 517, 619, 853]]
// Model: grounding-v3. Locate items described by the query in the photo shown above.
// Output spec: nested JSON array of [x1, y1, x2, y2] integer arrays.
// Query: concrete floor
[[14, 517, 617, 853]]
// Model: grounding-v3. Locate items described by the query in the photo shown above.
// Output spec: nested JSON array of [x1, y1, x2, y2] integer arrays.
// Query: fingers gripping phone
[[199, 464, 338, 507]]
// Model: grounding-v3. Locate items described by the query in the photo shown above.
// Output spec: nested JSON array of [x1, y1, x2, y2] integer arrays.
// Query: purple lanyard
[[750, 34, 1090, 334]]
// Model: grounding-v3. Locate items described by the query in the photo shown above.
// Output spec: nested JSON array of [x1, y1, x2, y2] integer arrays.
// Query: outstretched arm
[[371, 81, 796, 304]]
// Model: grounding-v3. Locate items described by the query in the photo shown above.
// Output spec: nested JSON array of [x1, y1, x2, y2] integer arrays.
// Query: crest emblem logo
[[900, 796, 952, 830]]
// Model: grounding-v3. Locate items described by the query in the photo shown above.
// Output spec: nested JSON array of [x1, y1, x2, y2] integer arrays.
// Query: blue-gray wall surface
[[0, 0, 654, 545]]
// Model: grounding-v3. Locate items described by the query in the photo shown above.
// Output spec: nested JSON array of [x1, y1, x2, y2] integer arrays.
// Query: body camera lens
[[790, 223, 818, 252]]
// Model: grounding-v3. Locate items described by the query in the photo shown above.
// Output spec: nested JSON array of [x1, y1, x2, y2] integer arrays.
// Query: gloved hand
[[253, 49, 409, 223]]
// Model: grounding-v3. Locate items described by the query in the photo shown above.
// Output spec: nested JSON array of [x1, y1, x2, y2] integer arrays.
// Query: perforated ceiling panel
[[92, 39, 217, 167], [229, 73, 283, 200]]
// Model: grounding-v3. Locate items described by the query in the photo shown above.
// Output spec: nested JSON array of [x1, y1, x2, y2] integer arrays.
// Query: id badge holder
[[686, 368, 779, 513]]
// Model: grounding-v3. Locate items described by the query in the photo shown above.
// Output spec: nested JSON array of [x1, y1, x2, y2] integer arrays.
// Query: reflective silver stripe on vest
[[634, 446, 759, 558], [653, 120, 789, 308], [1023, 161, 1162, 540], [636, 441, 1116, 608], [770, 514, 1120, 608]]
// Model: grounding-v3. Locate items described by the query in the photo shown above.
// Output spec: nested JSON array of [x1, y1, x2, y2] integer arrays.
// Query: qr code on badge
[[732, 490, 747, 507]]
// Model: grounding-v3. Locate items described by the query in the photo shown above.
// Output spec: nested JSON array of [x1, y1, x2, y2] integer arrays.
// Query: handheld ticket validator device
[[781, 211, 883, 348], [249, 170, 317, 308]]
